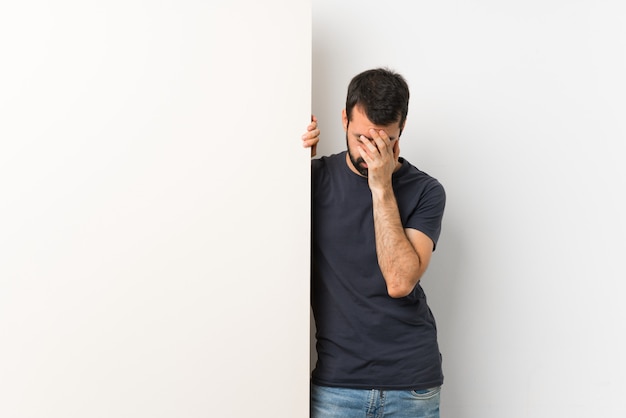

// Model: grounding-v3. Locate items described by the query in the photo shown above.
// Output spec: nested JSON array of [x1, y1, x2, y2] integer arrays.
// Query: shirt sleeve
[[405, 180, 446, 250]]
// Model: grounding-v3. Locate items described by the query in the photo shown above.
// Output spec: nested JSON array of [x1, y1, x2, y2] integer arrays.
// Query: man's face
[[343, 105, 403, 177]]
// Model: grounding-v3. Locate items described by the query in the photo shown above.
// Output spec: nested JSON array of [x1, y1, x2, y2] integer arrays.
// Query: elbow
[[383, 262, 425, 298], [385, 270, 422, 298], [386, 283, 416, 299]]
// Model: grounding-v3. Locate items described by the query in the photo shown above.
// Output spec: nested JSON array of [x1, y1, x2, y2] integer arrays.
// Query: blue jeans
[[310, 383, 441, 418]]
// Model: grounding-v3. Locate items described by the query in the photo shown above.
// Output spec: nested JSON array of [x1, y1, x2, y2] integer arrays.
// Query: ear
[[342, 109, 348, 131]]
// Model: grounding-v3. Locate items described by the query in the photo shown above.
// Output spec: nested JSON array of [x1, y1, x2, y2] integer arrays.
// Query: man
[[302, 68, 446, 418]]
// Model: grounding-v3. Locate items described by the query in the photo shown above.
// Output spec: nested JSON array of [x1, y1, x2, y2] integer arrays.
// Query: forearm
[[372, 187, 423, 298]]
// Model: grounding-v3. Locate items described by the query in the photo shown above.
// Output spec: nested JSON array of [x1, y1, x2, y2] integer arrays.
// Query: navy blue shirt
[[311, 151, 446, 390]]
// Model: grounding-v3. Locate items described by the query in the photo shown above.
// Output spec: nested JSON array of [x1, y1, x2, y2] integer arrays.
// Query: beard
[[346, 135, 368, 177]]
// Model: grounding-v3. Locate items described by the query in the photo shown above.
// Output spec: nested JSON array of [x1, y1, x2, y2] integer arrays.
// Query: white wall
[[0, 1, 311, 417], [313, 1, 626, 416]]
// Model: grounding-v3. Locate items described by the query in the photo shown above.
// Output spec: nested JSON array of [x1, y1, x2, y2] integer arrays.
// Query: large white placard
[[1, 1, 311, 417]]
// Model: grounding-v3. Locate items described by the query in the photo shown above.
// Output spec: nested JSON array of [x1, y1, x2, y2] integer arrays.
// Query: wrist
[[370, 183, 394, 201]]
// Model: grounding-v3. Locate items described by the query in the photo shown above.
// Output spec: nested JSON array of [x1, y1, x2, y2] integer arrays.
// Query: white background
[[312, 0, 626, 416], [0, 1, 311, 417]]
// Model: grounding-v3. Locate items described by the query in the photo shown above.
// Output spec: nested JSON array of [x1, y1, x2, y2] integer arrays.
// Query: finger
[[357, 144, 372, 163], [303, 127, 320, 147], [302, 137, 320, 150], [370, 128, 389, 141], [302, 127, 319, 140], [370, 129, 391, 151], [302, 137, 318, 146], [303, 134, 319, 148], [311, 114, 317, 123], [360, 135, 378, 154]]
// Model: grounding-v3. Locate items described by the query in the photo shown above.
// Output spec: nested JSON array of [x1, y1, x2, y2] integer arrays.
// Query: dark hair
[[345, 68, 410, 132]]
